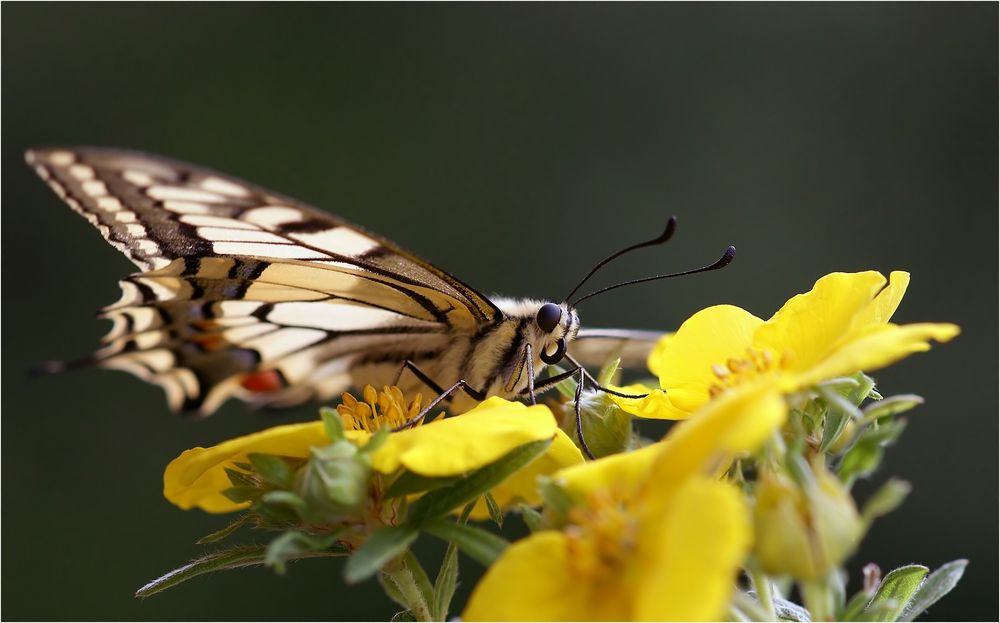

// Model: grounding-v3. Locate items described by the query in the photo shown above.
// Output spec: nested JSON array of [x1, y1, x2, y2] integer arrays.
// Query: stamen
[[336, 385, 423, 432]]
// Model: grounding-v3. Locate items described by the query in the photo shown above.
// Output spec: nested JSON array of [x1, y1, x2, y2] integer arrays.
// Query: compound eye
[[540, 337, 567, 365], [535, 303, 562, 334]]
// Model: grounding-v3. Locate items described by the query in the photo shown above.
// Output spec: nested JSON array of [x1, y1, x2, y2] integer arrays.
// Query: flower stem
[[380, 553, 433, 621], [800, 579, 833, 622], [751, 569, 777, 621]]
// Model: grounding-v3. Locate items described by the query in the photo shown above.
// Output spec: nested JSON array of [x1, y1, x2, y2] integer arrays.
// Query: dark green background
[[3, 3, 996, 621]]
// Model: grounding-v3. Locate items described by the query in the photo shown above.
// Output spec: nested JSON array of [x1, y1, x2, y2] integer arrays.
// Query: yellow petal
[[635, 478, 751, 621], [370, 397, 557, 477], [794, 322, 960, 388], [650, 305, 765, 412], [554, 442, 663, 499], [463, 531, 617, 621], [608, 385, 690, 420], [755, 271, 887, 373], [646, 331, 673, 377], [852, 270, 910, 328], [163, 421, 328, 513], [649, 381, 787, 491], [469, 429, 584, 519]]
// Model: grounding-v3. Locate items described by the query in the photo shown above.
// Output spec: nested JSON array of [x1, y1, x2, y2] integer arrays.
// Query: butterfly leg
[[516, 364, 597, 461], [393, 360, 447, 395], [393, 370, 486, 431], [562, 352, 649, 399]]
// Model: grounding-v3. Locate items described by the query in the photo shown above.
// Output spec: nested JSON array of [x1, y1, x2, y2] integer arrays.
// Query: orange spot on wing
[[241, 370, 285, 393]]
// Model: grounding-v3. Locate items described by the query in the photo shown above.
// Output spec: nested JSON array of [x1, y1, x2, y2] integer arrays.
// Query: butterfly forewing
[[28, 147, 501, 413]]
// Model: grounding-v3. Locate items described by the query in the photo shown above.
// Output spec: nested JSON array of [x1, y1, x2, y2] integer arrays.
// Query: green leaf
[[773, 595, 812, 622], [861, 478, 912, 527], [484, 492, 504, 529], [401, 550, 435, 614], [196, 514, 253, 545], [838, 420, 907, 485], [862, 395, 924, 423], [423, 519, 510, 567], [432, 539, 460, 621], [344, 526, 419, 584], [265, 530, 344, 574], [519, 505, 544, 532], [898, 559, 968, 622], [385, 471, 461, 498], [248, 453, 293, 488], [135, 545, 345, 598], [406, 439, 550, 524], [858, 565, 928, 621]]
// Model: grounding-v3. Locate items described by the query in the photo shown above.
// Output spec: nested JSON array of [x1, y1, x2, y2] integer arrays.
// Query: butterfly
[[27, 147, 734, 456]]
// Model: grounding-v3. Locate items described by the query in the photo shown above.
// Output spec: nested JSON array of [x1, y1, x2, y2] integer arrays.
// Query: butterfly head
[[533, 301, 580, 365]]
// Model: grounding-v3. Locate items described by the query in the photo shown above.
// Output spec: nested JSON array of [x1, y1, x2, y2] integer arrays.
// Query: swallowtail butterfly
[[27, 147, 734, 455]]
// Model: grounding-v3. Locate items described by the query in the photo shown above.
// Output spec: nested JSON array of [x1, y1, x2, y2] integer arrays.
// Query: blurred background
[[2, 4, 995, 620]]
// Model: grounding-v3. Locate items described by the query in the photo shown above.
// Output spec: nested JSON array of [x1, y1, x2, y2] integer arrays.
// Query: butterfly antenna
[[571, 245, 736, 306], [563, 216, 678, 303]]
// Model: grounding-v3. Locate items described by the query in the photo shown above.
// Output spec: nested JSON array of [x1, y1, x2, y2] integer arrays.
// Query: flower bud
[[754, 464, 862, 580], [560, 393, 633, 459], [293, 438, 372, 524]]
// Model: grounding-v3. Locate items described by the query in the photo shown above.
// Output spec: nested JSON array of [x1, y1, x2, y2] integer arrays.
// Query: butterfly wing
[[568, 328, 665, 371], [28, 147, 502, 414]]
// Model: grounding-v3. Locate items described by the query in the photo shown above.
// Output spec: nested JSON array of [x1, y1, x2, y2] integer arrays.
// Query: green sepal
[[221, 485, 259, 504], [385, 471, 461, 498], [359, 425, 391, 455], [406, 439, 550, 524], [862, 394, 924, 423], [857, 564, 928, 621], [837, 420, 907, 485], [598, 357, 622, 387], [224, 467, 257, 488], [265, 529, 345, 574], [248, 453, 294, 488], [422, 518, 510, 567], [484, 492, 504, 529], [196, 514, 254, 545], [344, 526, 419, 584], [260, 490, 308, 512], [899, 559, 968, 622], [860, 478, 911, 527], [320, 407, 346, 441], [135, 545, 345, 598], [537, 476, 573, 524], [519, 505, 544, 532]]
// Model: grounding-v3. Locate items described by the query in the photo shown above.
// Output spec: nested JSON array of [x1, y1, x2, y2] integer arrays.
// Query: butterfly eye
[[535, 303, 562, 334], [540, 337, 567, 365]]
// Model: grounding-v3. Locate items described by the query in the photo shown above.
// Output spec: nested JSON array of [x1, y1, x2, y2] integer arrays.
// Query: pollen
[[336, 385, 424, 433], [565, 489, 638, 584], [709, 347, 792, 398]]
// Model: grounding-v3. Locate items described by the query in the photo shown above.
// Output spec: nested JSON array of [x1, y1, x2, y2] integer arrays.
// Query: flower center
[[708, 347, 794, 397], [565, 489, 639, 584], [336, 385, 424, 432]]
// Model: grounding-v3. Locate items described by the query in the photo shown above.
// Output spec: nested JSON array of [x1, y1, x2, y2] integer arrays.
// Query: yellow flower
[[463, 383, 786, 621], [164, 390, 583, 514], [613, 271, 959, 418]]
